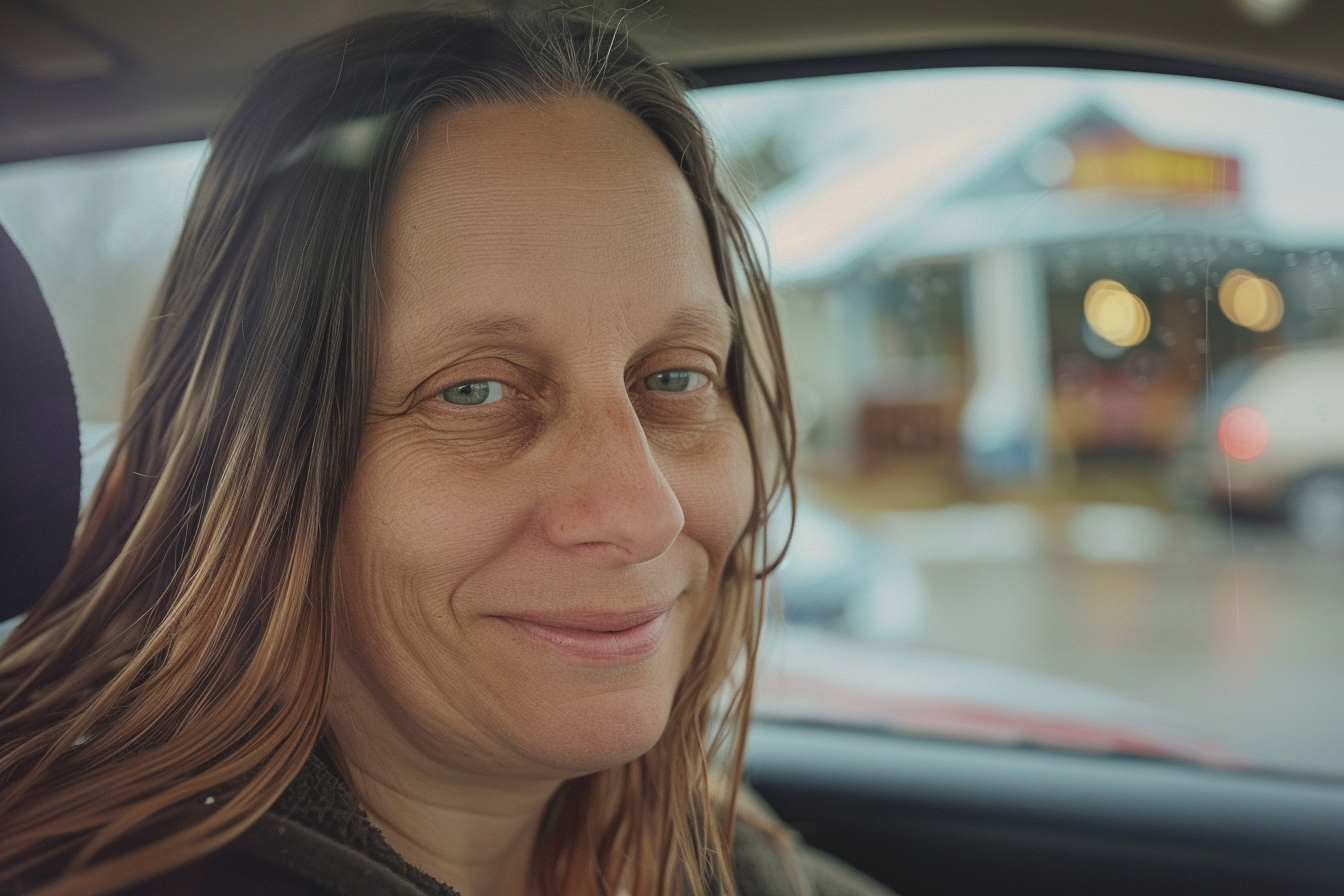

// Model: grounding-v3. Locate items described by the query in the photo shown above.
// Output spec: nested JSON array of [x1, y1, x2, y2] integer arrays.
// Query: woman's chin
[[506, 690, 676, 777]]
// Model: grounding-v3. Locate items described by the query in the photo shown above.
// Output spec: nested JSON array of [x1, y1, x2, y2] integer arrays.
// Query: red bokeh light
[[1217, 405, 1269, 462]]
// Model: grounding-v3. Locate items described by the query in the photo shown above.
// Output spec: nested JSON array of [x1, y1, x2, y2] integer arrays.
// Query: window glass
[[0, 141, 207, 502], [3, 67, 1343, 779], [693, 69, 1344, 779]]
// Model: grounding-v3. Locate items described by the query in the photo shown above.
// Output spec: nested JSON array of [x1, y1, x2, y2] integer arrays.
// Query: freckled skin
[[328, 95, 754, 804]]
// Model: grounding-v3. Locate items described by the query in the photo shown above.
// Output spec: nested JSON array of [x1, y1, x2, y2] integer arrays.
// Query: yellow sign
[[1069, 137, 1239, 195]]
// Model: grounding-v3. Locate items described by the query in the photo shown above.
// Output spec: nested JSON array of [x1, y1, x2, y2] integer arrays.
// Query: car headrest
[[0, 223, 81, 621]]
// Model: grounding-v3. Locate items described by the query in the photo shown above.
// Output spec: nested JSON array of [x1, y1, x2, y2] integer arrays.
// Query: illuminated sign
[[1068, 136, 1240, 196]]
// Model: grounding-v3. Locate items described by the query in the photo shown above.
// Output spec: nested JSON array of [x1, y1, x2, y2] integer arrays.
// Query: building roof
[[758, 99, 1254, 285]]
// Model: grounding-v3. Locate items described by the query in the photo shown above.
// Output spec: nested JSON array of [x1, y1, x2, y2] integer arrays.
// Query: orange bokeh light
[[1083, 279, 1150, 347], [1218, 269, 1284, 333]]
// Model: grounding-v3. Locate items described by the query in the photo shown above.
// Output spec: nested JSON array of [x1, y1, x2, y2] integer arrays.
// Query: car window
[[0, 142, 206, 504], [3, 66, 1343, 780], [692, 67, 1344, 779]]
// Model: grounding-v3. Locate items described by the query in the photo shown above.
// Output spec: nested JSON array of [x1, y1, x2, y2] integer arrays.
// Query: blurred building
[[761, 103, 1344, 484]]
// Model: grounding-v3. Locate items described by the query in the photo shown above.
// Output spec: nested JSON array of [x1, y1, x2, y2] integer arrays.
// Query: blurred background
[[701, 68, 1344, 777]]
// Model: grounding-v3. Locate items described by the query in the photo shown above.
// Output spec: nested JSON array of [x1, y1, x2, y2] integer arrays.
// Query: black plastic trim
[[688, 44, 1344, 103], [745, 720, 1344, 896]]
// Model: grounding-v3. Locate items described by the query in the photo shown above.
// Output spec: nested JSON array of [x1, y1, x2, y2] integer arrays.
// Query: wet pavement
[[807, 480, 1344, 779]]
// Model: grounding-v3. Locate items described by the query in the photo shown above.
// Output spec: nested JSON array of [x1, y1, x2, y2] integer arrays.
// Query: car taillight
[[1216, 405, 1269, 461]]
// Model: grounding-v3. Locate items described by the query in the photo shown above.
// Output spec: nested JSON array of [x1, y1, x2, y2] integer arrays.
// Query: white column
[[958, 245, 1052, 482]]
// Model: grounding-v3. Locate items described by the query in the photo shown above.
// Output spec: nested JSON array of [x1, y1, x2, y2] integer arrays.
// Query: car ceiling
[[0, 0, 1341, 163]]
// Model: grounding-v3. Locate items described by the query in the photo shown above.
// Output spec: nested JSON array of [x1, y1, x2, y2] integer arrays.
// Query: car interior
[[4, 1, 1344, 894]]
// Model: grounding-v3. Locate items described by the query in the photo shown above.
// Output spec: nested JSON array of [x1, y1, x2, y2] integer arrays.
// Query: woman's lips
[[493, 605, 674, 663]]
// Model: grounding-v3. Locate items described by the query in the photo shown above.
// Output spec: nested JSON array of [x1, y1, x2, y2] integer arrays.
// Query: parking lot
[[811, 466, 1344, 778]]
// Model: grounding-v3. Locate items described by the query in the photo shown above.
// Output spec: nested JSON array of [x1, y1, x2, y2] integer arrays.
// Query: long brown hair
[[0, 8, 794, 896]]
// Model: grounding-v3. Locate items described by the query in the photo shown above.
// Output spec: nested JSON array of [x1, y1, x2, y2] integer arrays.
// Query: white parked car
[[1203, 343, 1344, 548]]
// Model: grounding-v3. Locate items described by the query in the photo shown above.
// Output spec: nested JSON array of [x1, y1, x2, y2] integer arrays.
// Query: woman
[[0, 8, 892, 896]]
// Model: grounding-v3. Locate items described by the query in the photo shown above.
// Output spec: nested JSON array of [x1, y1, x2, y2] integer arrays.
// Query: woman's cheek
[[334, 425, 490, 607], [659, 414, 755, 567]]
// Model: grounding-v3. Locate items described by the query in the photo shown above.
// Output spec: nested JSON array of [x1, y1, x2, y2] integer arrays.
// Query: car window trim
[[688, 43, 1344, 103]]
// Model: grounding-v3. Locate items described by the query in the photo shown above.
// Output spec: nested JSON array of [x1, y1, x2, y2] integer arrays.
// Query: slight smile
[[493, 605, 675, 663]]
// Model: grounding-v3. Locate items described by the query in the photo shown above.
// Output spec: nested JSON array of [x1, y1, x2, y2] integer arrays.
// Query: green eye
[[644, 370, 707, 392], [440, 380, 503, 406]]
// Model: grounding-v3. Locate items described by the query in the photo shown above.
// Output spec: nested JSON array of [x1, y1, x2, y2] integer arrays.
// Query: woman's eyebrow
[[391, 313, 539, 379], [445, 314, 538, 340], [662, 304, 736, 342]]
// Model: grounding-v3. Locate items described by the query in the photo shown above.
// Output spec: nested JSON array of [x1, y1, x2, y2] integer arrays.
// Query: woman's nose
[[541, 398, 685, 564]]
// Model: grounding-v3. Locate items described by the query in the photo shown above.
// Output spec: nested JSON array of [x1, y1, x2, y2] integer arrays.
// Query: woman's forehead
[[373, 95, 728, 365], [389, 96, 687, 222]]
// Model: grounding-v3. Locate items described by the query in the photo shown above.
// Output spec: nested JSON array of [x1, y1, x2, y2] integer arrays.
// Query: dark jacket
[[128, 753, 895, 896]]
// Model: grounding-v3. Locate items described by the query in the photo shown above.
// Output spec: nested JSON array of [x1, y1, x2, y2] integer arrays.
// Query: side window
[[0, 142, 207, 504], [695, 69, 1344, 778]]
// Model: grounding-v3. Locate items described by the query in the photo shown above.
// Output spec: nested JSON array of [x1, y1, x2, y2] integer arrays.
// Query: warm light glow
[[1217, 405, 1270, 462], [1083, 279, 1150, 348], [1218, 269, 1284, 332], [1069, 140, 1239, 195]]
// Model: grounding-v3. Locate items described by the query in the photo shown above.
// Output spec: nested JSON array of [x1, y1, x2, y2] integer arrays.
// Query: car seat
[[0, 222, 81, 622]]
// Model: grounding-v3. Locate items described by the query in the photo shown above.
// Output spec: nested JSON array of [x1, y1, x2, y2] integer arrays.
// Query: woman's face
[[329, 96, 753, 784]]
